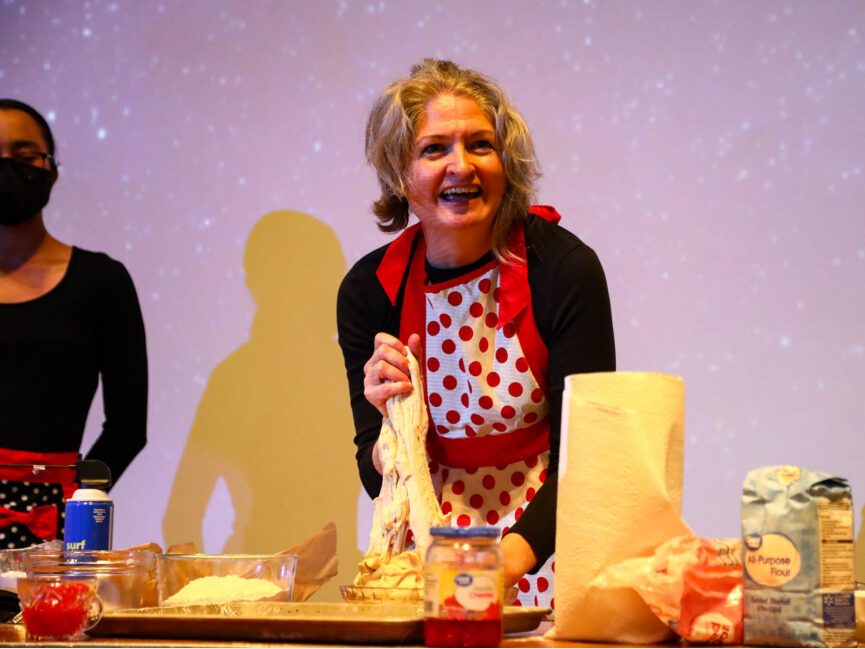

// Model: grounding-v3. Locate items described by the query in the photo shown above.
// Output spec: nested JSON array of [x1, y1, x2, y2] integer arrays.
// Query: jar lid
[[430, 526, 500, 538]]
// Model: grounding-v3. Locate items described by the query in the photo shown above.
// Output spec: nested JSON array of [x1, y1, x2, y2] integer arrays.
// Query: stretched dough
[[354, 349, 449, 588]]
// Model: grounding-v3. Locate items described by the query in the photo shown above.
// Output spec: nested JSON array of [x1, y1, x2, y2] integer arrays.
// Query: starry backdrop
[[1, 0, 863, 553]]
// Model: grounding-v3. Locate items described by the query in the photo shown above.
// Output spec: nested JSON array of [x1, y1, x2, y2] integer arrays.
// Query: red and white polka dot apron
[[0, 448, 78, 549], [375, 206, 562, 609]]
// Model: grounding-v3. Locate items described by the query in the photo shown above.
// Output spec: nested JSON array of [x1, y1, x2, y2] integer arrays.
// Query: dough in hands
[[354, 349, 450, 588]]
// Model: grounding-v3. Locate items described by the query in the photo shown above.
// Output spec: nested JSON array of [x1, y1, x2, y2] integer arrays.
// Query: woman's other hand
[[500, 532, 538, 588]]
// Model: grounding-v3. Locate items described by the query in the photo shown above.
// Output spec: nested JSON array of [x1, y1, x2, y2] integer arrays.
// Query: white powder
[[164, 575, 284, 605]]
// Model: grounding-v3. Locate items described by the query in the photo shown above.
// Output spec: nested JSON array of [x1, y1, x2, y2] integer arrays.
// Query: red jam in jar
[[424, 526, 503, 648]]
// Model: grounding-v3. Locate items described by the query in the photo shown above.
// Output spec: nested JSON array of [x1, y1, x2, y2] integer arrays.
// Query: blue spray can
[[64, 488, 113, 551]]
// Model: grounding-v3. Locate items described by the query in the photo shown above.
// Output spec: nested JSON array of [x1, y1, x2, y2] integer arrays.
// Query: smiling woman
[[336, 59, 616, 608]]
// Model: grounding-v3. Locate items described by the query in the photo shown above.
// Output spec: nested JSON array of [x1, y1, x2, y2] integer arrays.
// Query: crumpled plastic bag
[[591, 536, 743, 644]]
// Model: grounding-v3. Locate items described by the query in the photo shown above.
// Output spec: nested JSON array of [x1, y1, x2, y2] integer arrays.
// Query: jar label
[[424, 568, 502, 620]]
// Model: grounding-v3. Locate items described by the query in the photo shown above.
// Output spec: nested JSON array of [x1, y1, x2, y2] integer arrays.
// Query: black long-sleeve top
[[0, 247, 148, 486], [337, 214, 615, 568]]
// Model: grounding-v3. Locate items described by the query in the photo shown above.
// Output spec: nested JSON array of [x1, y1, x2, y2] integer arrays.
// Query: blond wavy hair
[[365, 59, 541, 260]]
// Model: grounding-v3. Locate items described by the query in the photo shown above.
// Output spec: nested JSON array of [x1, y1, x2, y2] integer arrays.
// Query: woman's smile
[[439, 185, 483, 203]]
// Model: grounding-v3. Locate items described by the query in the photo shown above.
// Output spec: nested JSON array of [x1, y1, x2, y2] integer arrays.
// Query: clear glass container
[[17, 575, 103, 640], [156, 553, 297, 606], [24, 549, 156, 611], [424, 527, 503, 648]]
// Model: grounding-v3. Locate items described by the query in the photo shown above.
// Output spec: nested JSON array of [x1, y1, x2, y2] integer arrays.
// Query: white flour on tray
[[164, 575, 283, 605]]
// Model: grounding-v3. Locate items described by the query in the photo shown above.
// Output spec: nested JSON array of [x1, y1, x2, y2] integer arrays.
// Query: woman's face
[[405, 94, 505, 241], [0, 109, 51, 161], [0, 109, 56, 226]]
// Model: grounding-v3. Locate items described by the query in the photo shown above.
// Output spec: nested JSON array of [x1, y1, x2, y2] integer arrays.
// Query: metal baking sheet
[[87, 601, 549, 644]]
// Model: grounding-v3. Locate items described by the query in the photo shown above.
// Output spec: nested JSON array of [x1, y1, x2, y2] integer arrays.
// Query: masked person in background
[[337, 60, 615, 607], [0, 99, 148, 549]]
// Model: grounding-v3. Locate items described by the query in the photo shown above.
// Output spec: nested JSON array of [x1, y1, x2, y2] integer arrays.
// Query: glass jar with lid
[[424, 526, 503, 648]]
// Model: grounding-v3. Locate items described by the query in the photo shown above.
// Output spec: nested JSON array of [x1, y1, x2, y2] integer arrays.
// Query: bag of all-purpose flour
[[742, 466, 856, 647]]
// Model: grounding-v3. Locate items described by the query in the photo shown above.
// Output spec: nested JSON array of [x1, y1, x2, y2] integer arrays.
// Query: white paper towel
[[549, 372, 693, 644]]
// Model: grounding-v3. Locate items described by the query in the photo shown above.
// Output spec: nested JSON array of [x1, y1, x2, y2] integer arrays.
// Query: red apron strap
[[497, 222, 549, 396], [0, 447, 79, 499], [528, 204, 561, 224], [376, 223, 424, 306], [397, 235, 429, 367]]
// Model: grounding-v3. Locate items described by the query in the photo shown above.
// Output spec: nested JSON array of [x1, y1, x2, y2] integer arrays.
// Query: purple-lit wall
[[2, 0, 863, 576]]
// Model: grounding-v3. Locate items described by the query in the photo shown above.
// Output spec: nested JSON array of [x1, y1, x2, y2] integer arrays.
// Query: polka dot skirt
[[0, 480, 65, 549], [434, 452, 555, 609]]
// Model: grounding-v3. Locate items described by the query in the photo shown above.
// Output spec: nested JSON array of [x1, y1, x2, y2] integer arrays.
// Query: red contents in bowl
[[22, 582, 90, 639]]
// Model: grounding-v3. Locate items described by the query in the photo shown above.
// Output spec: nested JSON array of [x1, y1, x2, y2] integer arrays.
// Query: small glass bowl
[[340, 585, 423, 603], [156, 554, 297, 606], [24, 549, 156, 612], [17, 575, 102, 641]]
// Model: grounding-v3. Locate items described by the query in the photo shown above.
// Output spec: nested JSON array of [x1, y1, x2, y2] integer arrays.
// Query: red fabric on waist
[[428, 418, 550, 469], [0, 447, 79, 499]]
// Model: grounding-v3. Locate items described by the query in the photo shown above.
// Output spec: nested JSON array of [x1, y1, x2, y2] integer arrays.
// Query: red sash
[[0, 447, 79, 540]]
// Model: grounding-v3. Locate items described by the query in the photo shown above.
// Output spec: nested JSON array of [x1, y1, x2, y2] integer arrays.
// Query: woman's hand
[[367, 333, 421, 475], [500, 532, 538, 588], [364, 332, 422, 417]]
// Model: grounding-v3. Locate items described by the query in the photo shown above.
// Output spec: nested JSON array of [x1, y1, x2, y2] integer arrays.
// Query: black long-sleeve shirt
[[0, 247, 148, 486], [337, 214, 615, 567]]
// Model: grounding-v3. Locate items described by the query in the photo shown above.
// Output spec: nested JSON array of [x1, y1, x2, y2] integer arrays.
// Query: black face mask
[[0, 158, 54, 226]]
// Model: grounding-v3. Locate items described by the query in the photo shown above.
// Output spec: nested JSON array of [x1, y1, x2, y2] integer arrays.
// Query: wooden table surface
[[0, 620, 634, 647]]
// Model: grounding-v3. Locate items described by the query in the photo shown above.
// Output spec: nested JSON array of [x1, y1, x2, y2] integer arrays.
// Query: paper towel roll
[[550, 372, 693, 644]]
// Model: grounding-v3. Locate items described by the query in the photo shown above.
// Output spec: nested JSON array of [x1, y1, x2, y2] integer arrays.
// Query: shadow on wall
[[162, 210, 361, 600]]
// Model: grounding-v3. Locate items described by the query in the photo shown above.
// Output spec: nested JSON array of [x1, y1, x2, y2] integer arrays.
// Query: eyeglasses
[[2, 151, 57, 170]]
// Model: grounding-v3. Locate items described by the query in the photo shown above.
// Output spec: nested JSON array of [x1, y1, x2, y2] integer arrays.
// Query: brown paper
[[116, 543, 162, 607], [278, 521, 339, 602], [165, 542, 197, 555]]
